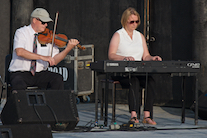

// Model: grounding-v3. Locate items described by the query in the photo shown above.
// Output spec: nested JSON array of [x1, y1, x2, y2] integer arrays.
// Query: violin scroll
[[77, 44, 86, 50]]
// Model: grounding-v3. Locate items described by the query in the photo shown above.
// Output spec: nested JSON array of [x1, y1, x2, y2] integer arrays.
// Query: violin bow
[[51, 11, 59, 56]]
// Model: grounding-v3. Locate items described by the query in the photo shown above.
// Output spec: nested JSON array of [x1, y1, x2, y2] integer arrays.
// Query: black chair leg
[[137, 89, 143, 119]]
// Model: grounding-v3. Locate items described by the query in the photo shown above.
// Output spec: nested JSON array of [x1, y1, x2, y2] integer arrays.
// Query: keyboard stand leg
[[100, 85, 104, 120], [112, 82, 116, 123], [104, 73, 109, 127], [181, 76, 186, 123], [195, 75, 198, 125], [95, 72, 99, 124]]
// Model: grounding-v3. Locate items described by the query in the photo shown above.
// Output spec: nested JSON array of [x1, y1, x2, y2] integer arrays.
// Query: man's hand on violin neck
[[67, 39, 79, 47]]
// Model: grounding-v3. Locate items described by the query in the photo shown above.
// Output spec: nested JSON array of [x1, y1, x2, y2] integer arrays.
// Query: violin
[[37, 28, 85, 50]]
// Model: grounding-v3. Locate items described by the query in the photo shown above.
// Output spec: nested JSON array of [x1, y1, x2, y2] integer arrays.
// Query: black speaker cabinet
[[191, 91, 207, 120], [197, 92, 207, 120], [0, 124, 52, 138], [1, 90, 79, 131]]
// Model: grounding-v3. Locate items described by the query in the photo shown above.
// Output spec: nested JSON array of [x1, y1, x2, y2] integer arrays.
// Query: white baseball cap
[[31, 8, 53, 22]]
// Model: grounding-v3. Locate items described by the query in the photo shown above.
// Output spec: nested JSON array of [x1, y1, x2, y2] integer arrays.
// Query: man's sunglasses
[[36, 18, 48, 25], [129, 20, 139, 24]]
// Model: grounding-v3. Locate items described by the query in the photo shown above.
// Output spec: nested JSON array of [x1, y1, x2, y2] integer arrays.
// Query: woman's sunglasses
[[129, 20, 139, 24]]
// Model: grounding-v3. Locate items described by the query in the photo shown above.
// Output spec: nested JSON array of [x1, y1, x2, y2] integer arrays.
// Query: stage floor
[[1, 100, 207, 138], [52, 103, 207, 138]]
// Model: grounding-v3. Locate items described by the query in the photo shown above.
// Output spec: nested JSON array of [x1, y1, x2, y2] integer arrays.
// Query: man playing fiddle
[[9, 8, 79, 90]]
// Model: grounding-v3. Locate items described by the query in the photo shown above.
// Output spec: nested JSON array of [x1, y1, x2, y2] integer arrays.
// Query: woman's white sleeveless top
[[116, 28, 143, 61]]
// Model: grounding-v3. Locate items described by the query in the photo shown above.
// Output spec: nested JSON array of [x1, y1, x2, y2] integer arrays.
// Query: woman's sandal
[[129, 117, 139, 124], [142, 117, 157, 125]]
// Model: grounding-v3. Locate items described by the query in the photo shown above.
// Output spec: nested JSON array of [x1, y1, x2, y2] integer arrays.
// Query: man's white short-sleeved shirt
[[9, 25, 59, 72]]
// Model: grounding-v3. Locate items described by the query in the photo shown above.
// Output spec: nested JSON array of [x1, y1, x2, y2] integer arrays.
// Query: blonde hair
[[121, 7, 141, 29]]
